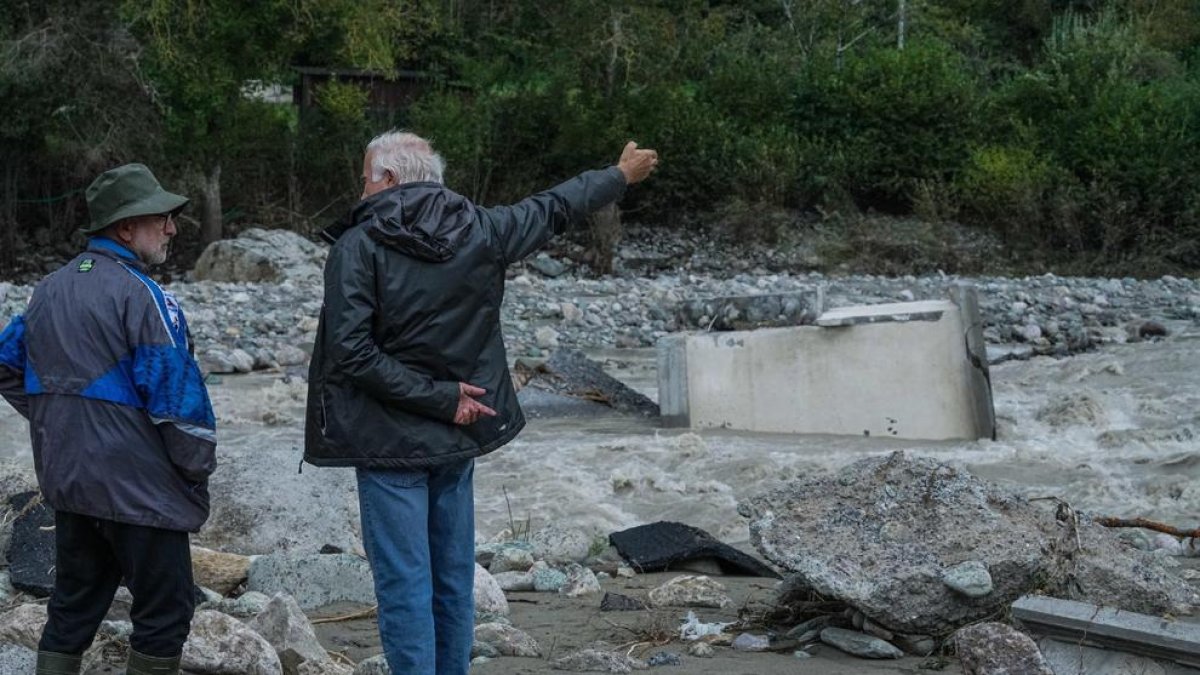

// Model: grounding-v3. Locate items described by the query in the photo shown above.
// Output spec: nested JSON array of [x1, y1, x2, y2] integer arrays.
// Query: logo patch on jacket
[[163, 292, 182, 332], [77, 259, 95, 273]]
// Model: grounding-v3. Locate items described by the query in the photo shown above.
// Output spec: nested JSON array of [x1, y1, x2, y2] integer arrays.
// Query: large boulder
[[199, 441, 360, 556], [247, 554, 375, 611], [192, 228, 326, 284], [246, 593, 336, 675], [743, 452, 1195, 635], [184, 610, 282, 675]]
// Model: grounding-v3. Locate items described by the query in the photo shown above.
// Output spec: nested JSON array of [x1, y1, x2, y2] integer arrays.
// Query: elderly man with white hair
[[304, 130, 658, 674]]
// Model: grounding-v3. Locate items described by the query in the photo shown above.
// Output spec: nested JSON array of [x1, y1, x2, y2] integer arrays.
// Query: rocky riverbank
[[1, 229, 1196, 374]]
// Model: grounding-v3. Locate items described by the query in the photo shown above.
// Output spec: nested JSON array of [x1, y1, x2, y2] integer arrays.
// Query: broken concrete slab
[[609, 521, 779, 578], [514, 350, 657, 417], [5, 492, 54, 597], [660, 291, 994, 440], [744, 453, 1195, 636], [1013, 595, 1200, 669]]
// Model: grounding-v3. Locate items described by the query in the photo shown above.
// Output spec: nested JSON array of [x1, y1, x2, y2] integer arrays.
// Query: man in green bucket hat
[[0, 164, 217, 675]]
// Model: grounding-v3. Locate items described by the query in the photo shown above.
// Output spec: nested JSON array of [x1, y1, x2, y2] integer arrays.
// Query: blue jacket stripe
[[80, 358, 142, 408], [0, 316, 25, 371], [119, 263, 180, 348], [133, 344, 215, 429]]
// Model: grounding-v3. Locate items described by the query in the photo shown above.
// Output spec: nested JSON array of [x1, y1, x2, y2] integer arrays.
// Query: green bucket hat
[[83, 163, 189, 235]]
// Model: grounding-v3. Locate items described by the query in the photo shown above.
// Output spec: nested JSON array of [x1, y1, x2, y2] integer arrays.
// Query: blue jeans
[[357, 460, 476, 675]]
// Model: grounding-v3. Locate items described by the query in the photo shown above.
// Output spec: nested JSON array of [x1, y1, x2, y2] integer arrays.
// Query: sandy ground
[[309, 571, 964, 674]]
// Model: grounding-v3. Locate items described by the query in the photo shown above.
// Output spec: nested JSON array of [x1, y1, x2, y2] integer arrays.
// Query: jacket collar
[[87, 237, 146, 270]]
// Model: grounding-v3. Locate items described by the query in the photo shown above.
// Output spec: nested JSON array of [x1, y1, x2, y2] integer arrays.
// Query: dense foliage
[[2, 0, 1198, 274]]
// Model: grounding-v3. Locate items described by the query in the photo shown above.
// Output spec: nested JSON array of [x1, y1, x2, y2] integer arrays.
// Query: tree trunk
[[200, 163, 223, 245], [897, 0, 907, 50], [588, 203, 621, 276]]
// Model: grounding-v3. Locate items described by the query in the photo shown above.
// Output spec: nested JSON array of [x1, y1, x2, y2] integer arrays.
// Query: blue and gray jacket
[[0, 238, 216, 532]]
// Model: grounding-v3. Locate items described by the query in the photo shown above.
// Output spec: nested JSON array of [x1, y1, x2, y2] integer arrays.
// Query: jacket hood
[[337, 182, 476, 262]]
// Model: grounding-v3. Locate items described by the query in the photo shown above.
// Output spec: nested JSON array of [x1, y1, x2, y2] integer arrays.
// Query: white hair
[[365, 130, 446, 185]]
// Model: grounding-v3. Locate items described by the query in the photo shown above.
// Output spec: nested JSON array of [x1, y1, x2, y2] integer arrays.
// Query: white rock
[[245, 593, 332, 674], [535, 326, 560, 349], [474, 563, 509, 617], [474, 623, 540, 657], [560, 563, 602, 597], [0, 604, 47, 649], [648, 575, 731, 609], [184, 610, 282, 675]]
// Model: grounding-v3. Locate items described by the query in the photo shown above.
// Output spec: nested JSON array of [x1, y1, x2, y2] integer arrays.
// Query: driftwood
[[1095, 517, 1200, 543]]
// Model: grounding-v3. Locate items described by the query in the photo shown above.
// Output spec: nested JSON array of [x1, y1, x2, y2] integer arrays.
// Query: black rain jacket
[[304, 167, 626, 469]]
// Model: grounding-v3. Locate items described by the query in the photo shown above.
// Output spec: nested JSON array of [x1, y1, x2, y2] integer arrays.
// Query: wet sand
[[310, 572, 966, 674]]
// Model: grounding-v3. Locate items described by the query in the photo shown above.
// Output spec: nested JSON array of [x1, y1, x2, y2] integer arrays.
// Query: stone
[[599, 592, 647, 612], [535, 326, 561, 349], [184, 610, 283, 675], [784, 616, 830, 642], [192, 546, 252, 595], [550, 648, 647, 672], [247, 554, 375, 610], [274, 345, 310, 367], [647, 575, 731, 609], [475, 563, 509, 618], [561, 302, 584, 324], [492, 570, 535, 592], [489, 544, 536, 574], [743, 452, 1195, 636], [192, 228, 326, 284], [5, 492, 54, 597], [954, 622, 1052, 675], [893, 633, 937, 656], [351, 655, 390, 675], [0, 644, 36, 673], [731, 633, 770, 652], [943, 561, 994, 598], [472, 640, 502, 659], [202, 591, 273, 617], [200, 446, 360, 556], [229, 349, 256, 373], [298, 662, 353, 675], [532, 561, 568, 592], [645, 651, 681, 666], [245, 593, 332, 675], [474, 622, 541, 657], [529, 254, 568, 278], [687, 642, 714, 658], [0, 603, 46, 649], [560, 563, 602, 597], [819, 628, 903, 659]]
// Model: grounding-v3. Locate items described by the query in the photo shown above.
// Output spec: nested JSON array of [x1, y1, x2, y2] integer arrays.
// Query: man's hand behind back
[[454, 383, 498, 426], [617, 141, 659, 185]]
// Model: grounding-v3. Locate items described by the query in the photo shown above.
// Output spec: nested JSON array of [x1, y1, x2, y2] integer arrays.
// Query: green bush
[[793, 39, 981, 211]]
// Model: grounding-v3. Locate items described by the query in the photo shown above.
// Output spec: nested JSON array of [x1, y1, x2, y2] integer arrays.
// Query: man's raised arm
[[482, 141, 658, 264]]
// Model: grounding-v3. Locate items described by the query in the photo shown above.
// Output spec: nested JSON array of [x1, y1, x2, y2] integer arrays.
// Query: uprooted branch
[[1095, 517, 1200, 542]]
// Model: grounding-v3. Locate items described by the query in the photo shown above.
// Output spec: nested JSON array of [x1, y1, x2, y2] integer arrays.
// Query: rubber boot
[[36, 651, 82, 675], [125, 649, 182, 675]]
